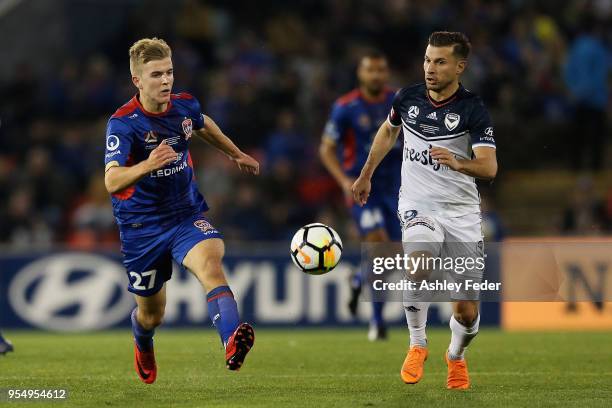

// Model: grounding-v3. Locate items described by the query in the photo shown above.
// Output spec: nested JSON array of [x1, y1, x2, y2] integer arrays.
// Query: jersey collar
[[359, 87, 392, 104], [133, 94, 173, 117], [426, 83, 462, 108]]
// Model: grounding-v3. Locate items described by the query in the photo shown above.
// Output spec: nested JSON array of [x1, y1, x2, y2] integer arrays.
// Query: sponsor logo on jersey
[[408, 105, 420, 119], [419, 123, 439, 134], [166, 135, 181, 145], [182, 118, 193, 140], [426, 111, 437, 120], [405, 216, 436, 231], [444, 113, 460, 131], [144, 131, 158, 143], [150, 158, 189, 178], [106, 135, 120, 151], [105, 150, 122, 159], [405, 144, 445, 171], [484, 127, 494, 136]]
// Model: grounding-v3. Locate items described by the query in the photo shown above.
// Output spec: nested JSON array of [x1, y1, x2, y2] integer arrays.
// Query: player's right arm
[[319, 140, 353, 197], [352, 120, 401, 206], [105, 140, 177, 194], [103, 118, 177, 194]]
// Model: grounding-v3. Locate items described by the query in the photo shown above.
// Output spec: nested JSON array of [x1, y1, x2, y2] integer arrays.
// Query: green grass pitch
[[1, 328, 611, 407]]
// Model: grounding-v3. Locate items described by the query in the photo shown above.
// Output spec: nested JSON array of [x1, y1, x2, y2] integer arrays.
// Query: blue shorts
[[119, 212, 222, 297], [350, 190, 401, 241]]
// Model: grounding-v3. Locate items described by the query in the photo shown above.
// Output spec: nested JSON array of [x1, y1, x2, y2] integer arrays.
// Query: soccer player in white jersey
[[352, 31, 497, 389]]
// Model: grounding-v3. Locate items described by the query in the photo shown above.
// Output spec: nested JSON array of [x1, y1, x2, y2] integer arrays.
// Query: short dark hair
[[428, 31, 471, 59]]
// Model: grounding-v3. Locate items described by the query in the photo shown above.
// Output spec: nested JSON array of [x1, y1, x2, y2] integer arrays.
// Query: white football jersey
[[387, 83, 496, 218]]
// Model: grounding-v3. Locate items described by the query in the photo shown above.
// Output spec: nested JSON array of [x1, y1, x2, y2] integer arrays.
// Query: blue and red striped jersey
[[104, 93, 207, 227], [323, 88, 402, 192]]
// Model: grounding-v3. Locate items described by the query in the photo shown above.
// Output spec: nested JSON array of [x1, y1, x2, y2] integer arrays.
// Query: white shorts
[[398, 204, 485, 300]]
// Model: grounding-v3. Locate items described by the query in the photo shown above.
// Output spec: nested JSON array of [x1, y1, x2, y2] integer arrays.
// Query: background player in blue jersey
[[104, 38, 259, 384], [319, 51, 402, 341], [352, 32, 497, 389]]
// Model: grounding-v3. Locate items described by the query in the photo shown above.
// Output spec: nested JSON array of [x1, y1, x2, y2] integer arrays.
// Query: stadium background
[[0, 0, 611, 332]]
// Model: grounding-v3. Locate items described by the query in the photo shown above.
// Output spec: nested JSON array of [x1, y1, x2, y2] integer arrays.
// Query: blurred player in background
[[0, 330, 13, 355], [352, 32, 497, 389], [320, 51, 402, 341], [104, 38, 259, 384]]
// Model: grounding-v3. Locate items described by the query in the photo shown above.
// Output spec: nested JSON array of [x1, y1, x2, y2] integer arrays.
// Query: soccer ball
[[290, 223, 343, 275]]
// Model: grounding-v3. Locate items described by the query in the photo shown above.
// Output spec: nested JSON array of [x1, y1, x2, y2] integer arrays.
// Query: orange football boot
[[134, 342, 157, 384], [400, 345, 428, 384], [225, 323, 255, 371], [445, 351, 470, 389]]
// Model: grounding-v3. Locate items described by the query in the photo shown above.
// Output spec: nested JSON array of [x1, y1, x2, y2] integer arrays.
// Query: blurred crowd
[[0, 0, 610, 247]]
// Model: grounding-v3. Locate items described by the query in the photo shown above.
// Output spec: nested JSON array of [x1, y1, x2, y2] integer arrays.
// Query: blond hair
[[129, 37, 172, 75]]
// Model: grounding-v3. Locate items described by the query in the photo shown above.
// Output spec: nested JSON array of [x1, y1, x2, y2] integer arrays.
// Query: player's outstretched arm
[[194, 115, 259, 175], [351, 121, 401, 206], [104, 139, 177, 194], [430, 146, 497, 180]]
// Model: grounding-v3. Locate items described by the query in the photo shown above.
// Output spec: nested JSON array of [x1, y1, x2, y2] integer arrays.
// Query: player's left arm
[[430, 146, 497, 180], [193, 115, 259, 175]]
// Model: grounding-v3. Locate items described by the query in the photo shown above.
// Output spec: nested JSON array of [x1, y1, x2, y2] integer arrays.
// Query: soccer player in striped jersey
[[320, 51, 402, 341], [104, 38, 259, 384]]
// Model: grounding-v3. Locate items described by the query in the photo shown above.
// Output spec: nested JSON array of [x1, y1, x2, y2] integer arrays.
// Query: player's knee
[[406, 250, 433, 281], [453, 305, 478, 326], [189, 240, 226, 283], [140, 310, 165, 329], [201, 239, 225, 264]]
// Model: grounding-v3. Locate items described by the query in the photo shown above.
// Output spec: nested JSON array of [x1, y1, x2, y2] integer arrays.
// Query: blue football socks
[[131, 308, 154, 352], [207, 286, 240, 346], [372, 301, 385, 327]]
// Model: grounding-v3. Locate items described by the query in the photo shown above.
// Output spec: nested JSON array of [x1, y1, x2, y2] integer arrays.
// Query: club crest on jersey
[[358, 114, 371, 130], [144, 131, 158, 143], [408, 105, 420, 119], [194, 219, 216, 234], [182, 118, 193, 140], [444, 113, 460, 131]]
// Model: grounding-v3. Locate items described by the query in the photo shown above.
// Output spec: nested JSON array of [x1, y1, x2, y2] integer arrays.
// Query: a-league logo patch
[[444, 113, 460, 131], [194, 219, 216, 234], [144, 131, 158, 143], [182, 118, 193, 140], [408, 105, 420, 119]]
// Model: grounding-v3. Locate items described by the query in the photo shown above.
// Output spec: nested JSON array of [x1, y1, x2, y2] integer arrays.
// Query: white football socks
[[404, 301, 430, 347], [447, 313, 480, 360]]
